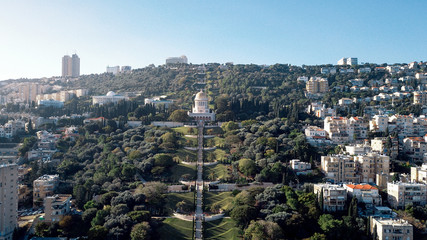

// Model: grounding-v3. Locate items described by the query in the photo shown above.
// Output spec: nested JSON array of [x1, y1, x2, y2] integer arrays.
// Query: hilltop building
[[314, 183, 347, 212], [166, 55, 188, 64], [44, 194, 72, 222], [188, 90, 215, 121], [62, 54, 80, 78], [337, 57, 358, 65]]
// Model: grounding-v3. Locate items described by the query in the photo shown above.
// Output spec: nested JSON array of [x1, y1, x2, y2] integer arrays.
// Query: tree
[[238, 158, 257, 177], [244, 220, 284, 240], [221, 121, 239, 132], [348, 197, 358, 218], [130, 222, 151, 240], [169, 110, 189, 122], [87, 226, 108, 240], [230, 205, 258, 228], [127, 211, 151, 222], [100, 192, 118, 206], [35, 222, 50, 237]]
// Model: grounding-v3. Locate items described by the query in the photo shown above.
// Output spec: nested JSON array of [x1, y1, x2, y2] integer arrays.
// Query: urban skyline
[[0, 0, 426, 80]]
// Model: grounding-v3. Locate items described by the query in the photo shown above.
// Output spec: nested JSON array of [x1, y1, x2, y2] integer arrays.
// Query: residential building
[[370, 218, 413, 240], [33, 174, 59, 207], [355, 153, 390, 183], [321, 155, 359, 183], [338, 98, 353, 106], [324, 117, 354, 144], [306, 77, 329, 95], [297, 76, 309, 82], [345, 142, 371, 155], [92, 91, 128, 105], [62, 54, 80, 78], [314, 183, 347, 212], [371, 137, 398, 159], [305, 126, 332, 147], [166, 55, 188, 64], [337, 57, 358, 66], [44, 194, 72, 222], [187, 90, 215, 121], [370, 115, 389, 133], [321, 67, 336, 74], [290, 159, 312, 175], [344, 184, 382, 207], [349, 78, 365, 87], [106, 66, 120, 75], [0, 164, 18, 240], [387, 182, 427, 209], [350, 117, 368, 140], [19, 83, 43, 104], [358, 67, 371, 73], [121, 66, 132, 73], [414, 91, 427, 105], [402, 137, 427, 162], [411, 163, 427, 184]]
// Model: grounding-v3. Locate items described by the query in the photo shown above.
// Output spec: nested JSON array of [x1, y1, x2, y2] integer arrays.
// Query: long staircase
[[194, 122, 204, 240]]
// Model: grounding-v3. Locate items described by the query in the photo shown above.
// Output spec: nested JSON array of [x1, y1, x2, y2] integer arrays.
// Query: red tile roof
[[346, 184, 378, 190]]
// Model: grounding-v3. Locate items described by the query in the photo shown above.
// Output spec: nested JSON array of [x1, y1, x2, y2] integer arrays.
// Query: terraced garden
[[157, 218, 194, 240], [164, 192, 195, 215], [204, 164, 232, 181], [204, 218, 241, 240], [204, 191, 234, 212]]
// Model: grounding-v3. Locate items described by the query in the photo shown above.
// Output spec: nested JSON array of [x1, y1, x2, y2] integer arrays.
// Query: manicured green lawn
[[204, 164, 231, 181], [173, 126, 198, 135], [176, 148, 197, 162], [204, 218, 241, 240], [157, 218, 194, 240], [169, 163, 196, 183], [164, 192, 195, 215], [204, 191, 234, 212]]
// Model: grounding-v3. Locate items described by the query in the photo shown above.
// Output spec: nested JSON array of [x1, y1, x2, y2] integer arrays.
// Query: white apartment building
[[355, 153, 390, 183], [305, 126, 327, 138], [324, 117, 354, 144], [297, 76, 309, 82], [0, 164, 18, 240], [320, 67, 336, 74], [321, 155, 360, 183], [370, 115, 389, 132], [387, 182, 427, 209], [358, 67, 371, 73], [33, 174, 59, 207], [345, 142, 371, 155], [370, 218, 413, 240], [166, 55, 188, 64], [344, 184, 382, 207], [92, 91, 128, 105], [411, 163, 427, 184], [290, 159, 311, 174], [337, 57, 358, 66], [106, 66, 120, 74], [314, 183, 347, 212]]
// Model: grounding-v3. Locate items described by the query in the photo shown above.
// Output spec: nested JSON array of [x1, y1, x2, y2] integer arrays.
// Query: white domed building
[[92, 91, 128, 105], [188, 90, 215, 121]]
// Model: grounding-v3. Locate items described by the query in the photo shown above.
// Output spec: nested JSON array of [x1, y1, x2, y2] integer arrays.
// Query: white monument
[[188, 90, 215, 121]]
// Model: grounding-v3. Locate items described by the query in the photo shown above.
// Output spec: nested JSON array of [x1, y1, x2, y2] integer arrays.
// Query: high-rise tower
[[62, 54, 80, 77]]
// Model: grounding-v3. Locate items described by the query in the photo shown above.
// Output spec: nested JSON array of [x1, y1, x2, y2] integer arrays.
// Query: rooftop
[[346, 184, 378, 190]]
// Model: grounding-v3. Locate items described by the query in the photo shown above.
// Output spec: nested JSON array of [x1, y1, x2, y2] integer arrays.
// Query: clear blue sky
[[0, 0, 426, 80]]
